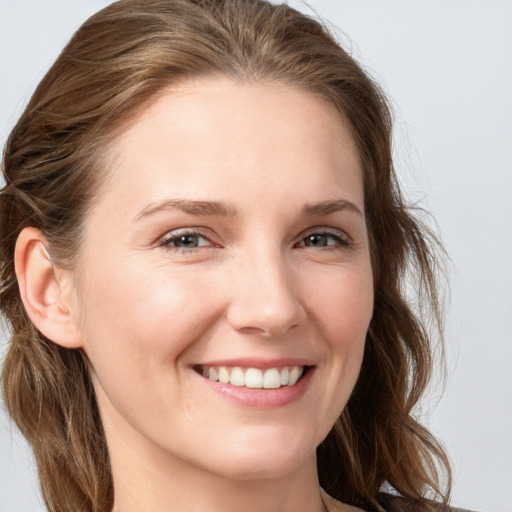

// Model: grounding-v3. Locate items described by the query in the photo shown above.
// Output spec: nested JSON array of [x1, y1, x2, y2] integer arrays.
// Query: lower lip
[[196, 368, 314, 409]]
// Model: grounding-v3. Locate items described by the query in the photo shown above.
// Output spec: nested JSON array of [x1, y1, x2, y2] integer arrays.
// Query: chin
[[197, 427, 318, 481], [215, 453, 311, 482]]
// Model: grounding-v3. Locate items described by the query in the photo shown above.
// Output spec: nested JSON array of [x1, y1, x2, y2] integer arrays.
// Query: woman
[[0, 1, 455, 511]]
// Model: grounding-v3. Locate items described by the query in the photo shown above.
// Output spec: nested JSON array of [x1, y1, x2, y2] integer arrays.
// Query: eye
[[296, 231, 351, 249], [159, 230, 214, 250]]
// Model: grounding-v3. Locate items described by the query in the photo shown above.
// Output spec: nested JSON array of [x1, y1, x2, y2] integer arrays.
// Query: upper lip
[[194, 357, 316, 369]]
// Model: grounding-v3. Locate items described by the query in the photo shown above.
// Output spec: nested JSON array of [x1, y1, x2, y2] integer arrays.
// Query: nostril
[[238, 326, 271, 336], [224, 261, 306, 337], [227, 298, 306, 338]]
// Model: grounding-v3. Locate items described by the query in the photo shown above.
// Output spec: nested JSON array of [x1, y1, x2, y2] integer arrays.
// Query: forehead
[[98, 78, 363, 216]]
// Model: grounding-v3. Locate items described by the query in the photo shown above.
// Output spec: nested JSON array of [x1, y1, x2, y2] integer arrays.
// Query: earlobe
[[14, 227, 83, 349]]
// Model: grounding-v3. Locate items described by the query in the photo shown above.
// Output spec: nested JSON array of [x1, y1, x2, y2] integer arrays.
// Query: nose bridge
[[227, 243, 305, 337]]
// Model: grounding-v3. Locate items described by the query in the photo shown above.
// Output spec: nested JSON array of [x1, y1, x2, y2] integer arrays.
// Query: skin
[[18, 78, 374, 512]]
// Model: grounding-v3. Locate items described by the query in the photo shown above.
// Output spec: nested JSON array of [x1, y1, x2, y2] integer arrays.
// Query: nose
[[226, 249, 307, 338]]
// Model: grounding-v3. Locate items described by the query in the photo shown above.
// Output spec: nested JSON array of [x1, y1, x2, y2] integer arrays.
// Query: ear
[[14, 227, 84, 349]]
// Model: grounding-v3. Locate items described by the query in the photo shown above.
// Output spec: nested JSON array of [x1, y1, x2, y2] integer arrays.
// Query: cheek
[[78, 259, 222, 384], [77, 259, 227, 442], [303, 263, 373, 415], [306, 262, 373, 344]]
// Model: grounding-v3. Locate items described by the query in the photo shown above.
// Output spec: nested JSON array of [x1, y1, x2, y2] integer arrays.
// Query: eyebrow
[[135, 199, 238, 220], [302, 199, 363, 217], [135, 197, 363, 221]]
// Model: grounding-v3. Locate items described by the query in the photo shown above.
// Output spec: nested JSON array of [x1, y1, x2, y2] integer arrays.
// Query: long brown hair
[[1, 1, 451, 511]]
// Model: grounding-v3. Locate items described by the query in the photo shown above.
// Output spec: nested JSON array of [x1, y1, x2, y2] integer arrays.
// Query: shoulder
[[378, 494, 477, 512], [321, 490, 477, 512], [321, 489, 365, 512]]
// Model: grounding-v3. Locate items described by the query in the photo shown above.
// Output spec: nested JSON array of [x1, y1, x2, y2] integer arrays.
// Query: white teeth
[[263, 368, 281, 389], [218, 366, 230, 384], [202, 365, 305, 389], [288, 366, 303, 386], [208, 367, 219, 382], [245, 368, 263, 388], [230, 367, 245, 387]]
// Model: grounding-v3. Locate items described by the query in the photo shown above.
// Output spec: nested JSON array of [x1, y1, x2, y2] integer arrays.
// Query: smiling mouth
[[193, 365, 309, 389]]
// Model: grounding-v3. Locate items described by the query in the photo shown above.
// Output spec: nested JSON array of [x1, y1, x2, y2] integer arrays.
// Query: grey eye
[[174, 235, 202, 248], [303, 234, 332, 247], [160, 231, 212, 250]]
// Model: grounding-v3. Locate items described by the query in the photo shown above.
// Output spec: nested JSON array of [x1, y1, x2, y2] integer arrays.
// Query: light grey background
[[1, 1, 511, 511]]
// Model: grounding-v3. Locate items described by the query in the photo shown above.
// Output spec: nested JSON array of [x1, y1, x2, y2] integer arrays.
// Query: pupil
[[307, 234, 327, 246], [179, 235, 198, 248]]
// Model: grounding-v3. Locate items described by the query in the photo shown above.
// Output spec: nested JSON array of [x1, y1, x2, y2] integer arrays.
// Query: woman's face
[[73, 78, 374, 481]]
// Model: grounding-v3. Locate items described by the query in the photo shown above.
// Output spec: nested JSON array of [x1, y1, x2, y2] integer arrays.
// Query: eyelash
[[158, 228, 352, 254], [296, 231, 352, 250], [158, 229, 214, 254]]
